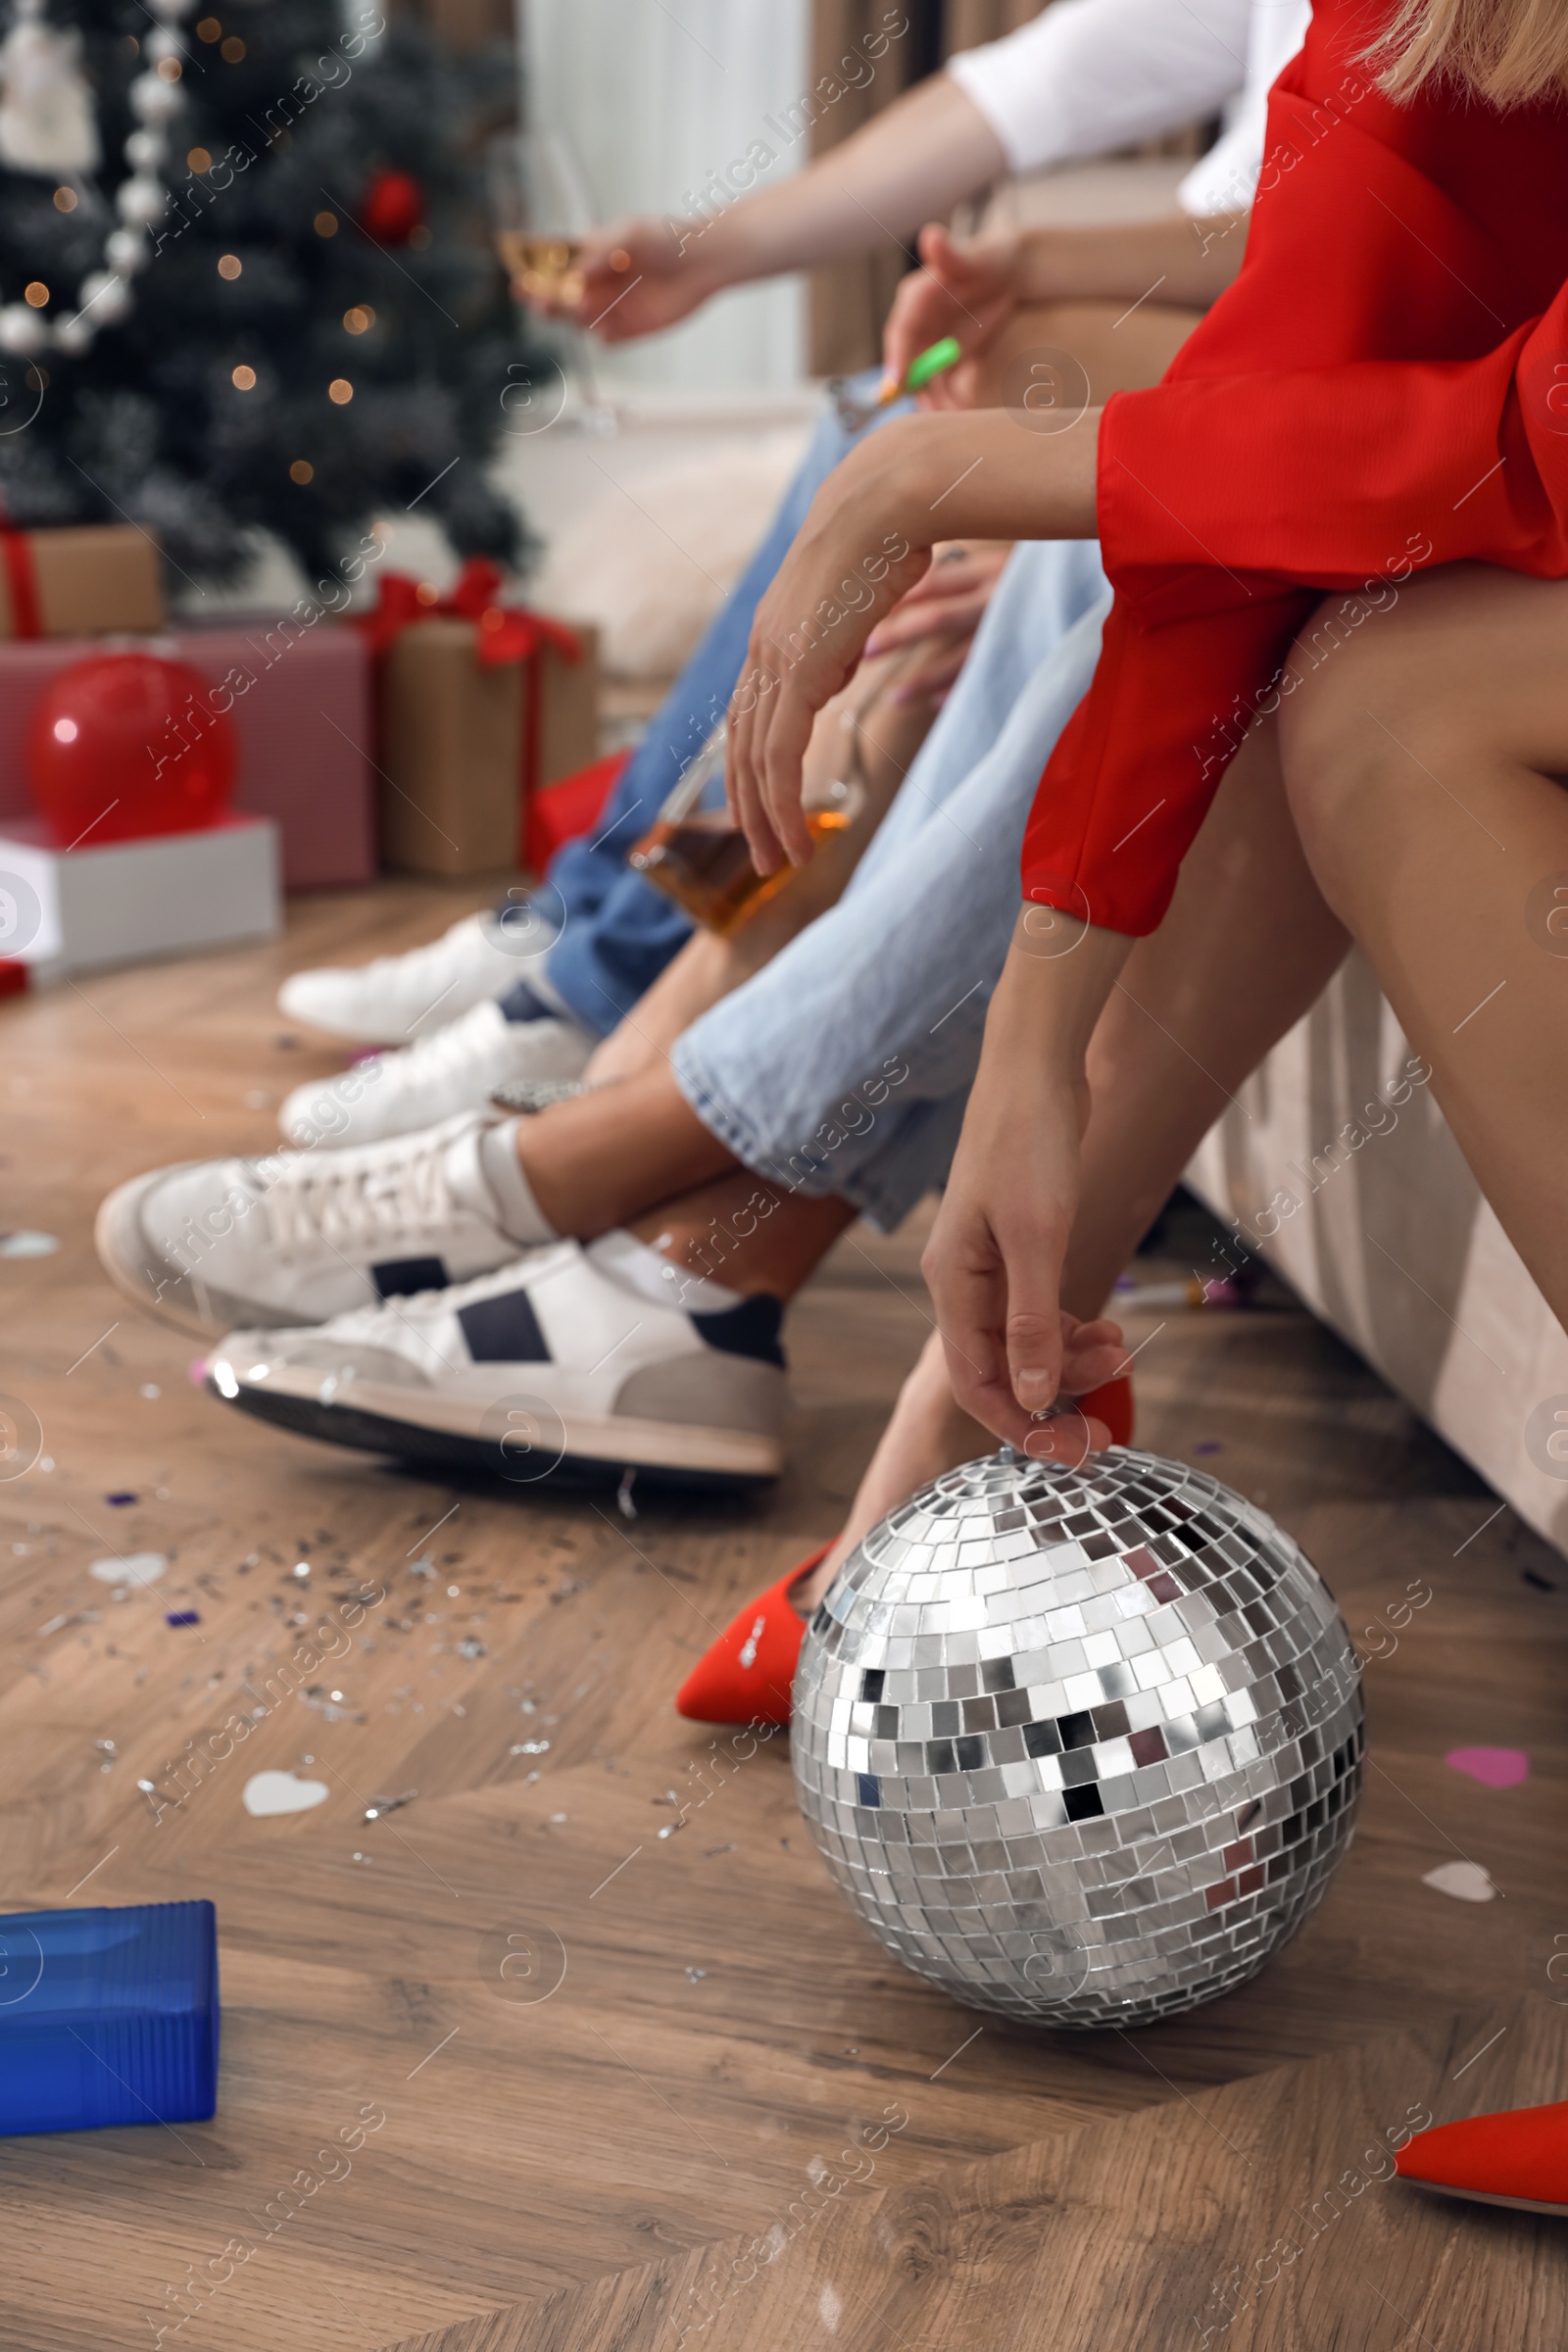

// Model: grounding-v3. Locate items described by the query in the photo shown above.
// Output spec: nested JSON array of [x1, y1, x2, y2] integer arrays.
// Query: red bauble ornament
[[27, 653, 237, 848], [359, 169, 425, 245]]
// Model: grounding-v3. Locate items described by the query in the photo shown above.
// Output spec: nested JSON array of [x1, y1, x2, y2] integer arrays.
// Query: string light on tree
[[0, 0, 541, 581]]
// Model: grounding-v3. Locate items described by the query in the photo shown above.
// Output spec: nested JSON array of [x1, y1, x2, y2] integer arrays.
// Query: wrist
[[693, 189, 821, 291], [849, 413, 993, 548], [1014, 228, 1077, 306], [988, 906, 1135, 1094]]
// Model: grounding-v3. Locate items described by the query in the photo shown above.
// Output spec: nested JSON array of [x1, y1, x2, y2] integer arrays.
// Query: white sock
[[587, 1229, 743, 1315], [445, 1118, 558, 1247]]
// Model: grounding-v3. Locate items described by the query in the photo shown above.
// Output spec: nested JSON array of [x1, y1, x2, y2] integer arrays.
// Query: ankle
[[793, 1537, 849, 1616]]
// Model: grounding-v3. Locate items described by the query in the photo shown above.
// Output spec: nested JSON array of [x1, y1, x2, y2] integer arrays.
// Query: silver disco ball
[[793, 1447, 1362, 2028]]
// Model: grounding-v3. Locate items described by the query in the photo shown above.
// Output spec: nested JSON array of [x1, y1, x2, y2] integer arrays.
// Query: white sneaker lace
[[263, 1127, 469, 1260]]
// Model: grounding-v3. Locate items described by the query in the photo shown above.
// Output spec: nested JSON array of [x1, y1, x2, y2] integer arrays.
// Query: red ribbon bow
[[354, 557, 581, 669], [0, 521, 41, 639]]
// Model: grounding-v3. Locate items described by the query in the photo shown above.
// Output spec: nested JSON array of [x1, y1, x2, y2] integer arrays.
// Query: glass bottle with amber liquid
[[628, 721, 863, 938]]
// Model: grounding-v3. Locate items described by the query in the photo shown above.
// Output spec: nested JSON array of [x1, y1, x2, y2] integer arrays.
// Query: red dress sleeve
[[1021, 0, 1568, 936]]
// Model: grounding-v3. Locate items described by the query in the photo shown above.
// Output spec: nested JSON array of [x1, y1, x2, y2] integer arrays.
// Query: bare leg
[[629, 1173, 856, 1298], [1278, 563, 1568, 1328], [516, 1062, 732, 1234], [794, 720, 1350, 1607]]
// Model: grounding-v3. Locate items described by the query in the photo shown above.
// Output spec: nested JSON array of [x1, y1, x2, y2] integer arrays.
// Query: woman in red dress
[[722, 0, 1568, 2211], [726, 0, 1568, 1450]]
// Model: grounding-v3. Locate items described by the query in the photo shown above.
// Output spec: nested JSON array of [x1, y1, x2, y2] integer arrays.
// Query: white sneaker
[[277, 911, 535, 1044], [207, 1240, 786, 1489], [95, 1113, 522, 1337], [278, 1000, 594, 1150]]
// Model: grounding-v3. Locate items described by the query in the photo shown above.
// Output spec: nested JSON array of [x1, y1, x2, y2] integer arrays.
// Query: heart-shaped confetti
[[1446, 1747, 1529, 1788], [243, 1770, 329, 1819], [0, 1230, 58, 1257], [88, 1551, 167, 1587], [1422, 1860, 1496, 1903]]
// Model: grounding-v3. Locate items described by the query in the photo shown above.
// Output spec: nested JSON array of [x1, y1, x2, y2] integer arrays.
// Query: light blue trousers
[[671, 539, 1112, 1231]]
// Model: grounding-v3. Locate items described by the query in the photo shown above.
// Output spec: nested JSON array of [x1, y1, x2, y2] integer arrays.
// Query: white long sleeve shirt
[[947, 0, 1313, 218]]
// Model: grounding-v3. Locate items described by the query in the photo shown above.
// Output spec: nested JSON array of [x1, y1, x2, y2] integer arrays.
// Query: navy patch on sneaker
[[372, 1255, 448, 1299], [457, 1284, 551, 1363], [691, 1294, 785, 1367]]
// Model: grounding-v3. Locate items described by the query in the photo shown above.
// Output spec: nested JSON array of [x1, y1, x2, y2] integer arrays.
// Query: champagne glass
[[488, 128, 593, 311], [488, 127, 613, 428]]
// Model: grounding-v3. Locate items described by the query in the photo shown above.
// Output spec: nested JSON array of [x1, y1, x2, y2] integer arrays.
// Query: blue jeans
[[512, 374, 905, 1036], [670, 540, 1112, 1231]]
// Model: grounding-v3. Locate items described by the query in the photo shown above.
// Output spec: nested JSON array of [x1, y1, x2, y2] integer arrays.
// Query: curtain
[[806, 0, 1051, 375], [942, 0, 1047, 46], [524, 0, 810, 392], [805, 0, 944, 377], [808, 0, 1204, 374]]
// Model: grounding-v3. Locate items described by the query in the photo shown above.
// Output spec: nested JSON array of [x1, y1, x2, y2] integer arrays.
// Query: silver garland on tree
[[0, 0, 195, 354]]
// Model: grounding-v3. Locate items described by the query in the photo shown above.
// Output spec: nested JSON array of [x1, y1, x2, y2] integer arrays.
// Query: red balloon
[[359, 168, 425, 245], [27, 653, 237, 848]]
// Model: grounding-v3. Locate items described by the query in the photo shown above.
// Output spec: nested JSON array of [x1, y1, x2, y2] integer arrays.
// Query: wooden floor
[[1, 882, 1564, 2352]]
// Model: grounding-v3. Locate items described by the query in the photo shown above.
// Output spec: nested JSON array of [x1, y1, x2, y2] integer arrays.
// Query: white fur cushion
[[530, 428, 809, 682]]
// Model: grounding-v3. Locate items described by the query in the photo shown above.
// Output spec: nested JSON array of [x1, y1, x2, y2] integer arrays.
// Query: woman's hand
[[880, 224, 1023, 402], [922, 1049, 1088, 1450], [922, 908, 1134, 1450], [1043, 1311, 1134, 1462], [726, 420, 934, 873], [864, 540, 1012, 708], [726, 411, 1100, 873]]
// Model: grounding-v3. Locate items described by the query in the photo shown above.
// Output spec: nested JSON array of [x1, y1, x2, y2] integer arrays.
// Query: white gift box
[[0, 813, 280, 984]]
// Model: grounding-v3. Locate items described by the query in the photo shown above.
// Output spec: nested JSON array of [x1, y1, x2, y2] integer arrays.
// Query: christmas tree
[[0, 0, 533, 584]]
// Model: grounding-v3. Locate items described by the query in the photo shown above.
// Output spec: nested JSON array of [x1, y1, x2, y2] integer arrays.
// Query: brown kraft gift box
[[376, 614, 600, 878], [0, 522, 166, 637]]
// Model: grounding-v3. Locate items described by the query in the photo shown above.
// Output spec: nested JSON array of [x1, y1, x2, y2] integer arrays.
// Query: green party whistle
[[903, 335, 961, 391], [831, 337, 964, 433]]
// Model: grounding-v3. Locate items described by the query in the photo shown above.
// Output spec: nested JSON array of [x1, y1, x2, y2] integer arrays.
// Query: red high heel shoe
[[674, 1544, 830, 1727], [1396, 2099, 1568, 2215], [674, 1376, 1136, 1728], [1083, 1372, 1134, 1447]]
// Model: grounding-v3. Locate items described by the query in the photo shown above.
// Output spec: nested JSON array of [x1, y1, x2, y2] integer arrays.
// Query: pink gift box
[[0, 616, 374, 889]]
